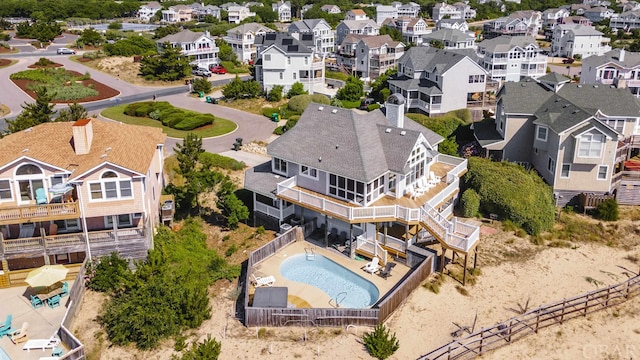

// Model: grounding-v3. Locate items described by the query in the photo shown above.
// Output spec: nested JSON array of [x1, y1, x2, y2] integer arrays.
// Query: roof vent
[[105, 147, 112, 152], [318, 106, 324, 111], [22, 148, 28, 153], [577, 84, 582, 88], [572, 110, 579, 114], [385, 128, 391, 133], [318, 157, 322, 162], [563, 104, 568, 108], [521, 83, 526, 87], [335, 144, 339, 149], [101, 154, 107, 158], [25, 128, 32, 133], [593, 84, 598, 88], [331, 109, 338, 114], [400, 130, 406, 136]]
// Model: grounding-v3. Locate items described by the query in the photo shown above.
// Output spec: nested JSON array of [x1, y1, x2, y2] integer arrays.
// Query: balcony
[[0, 201, 80, 226], [181, 47, 217, 56], [274, 155, 478, 253], [0, 225, 149, 259]]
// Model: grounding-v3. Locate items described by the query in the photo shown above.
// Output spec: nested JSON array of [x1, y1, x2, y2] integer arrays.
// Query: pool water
[[280, 254, 379, 308], [0, 345, 10, 360]]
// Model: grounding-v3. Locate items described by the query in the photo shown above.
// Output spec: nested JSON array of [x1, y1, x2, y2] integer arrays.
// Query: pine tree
[[7, 86, 56, 133]]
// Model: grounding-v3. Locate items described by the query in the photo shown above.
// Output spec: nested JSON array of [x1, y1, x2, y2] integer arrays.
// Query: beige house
[[0, 119, 166, 271], [474, 73, 640, 205]]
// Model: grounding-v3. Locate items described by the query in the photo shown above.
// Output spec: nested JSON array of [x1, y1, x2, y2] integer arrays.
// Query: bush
[[34, 57, 54, 66], [174, 114, 215, 130], [287, 94, 330, 114], [193, 77, 212, 94], [262, 107, 281, 118], [87, 252, 132, 293], [286, 81, 307, 98], [366, 104, 381, 112], [267, 85, 283, 102], [198, 152, 246, 170], [340, 100, 361, 109], [362, 324, 400, 360], [406, 112, 464, 137], [177, 335, 221, 360], [463, 158, 555, 235], [460, 189, 480, 218], [595, 199, 619, 221]]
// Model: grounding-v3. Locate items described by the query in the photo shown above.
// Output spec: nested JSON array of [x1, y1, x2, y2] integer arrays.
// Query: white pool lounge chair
[[23, 337, 60, 351], [252, 274, 275, 287], [363, 257, 381, 274]]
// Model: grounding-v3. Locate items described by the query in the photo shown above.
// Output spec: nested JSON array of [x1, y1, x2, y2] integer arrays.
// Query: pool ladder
[[331, 291, 348, 308], [305, 247, 315, 260]]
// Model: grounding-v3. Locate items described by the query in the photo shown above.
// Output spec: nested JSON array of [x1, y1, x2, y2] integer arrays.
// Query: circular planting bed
[[28, 58, 64, 69], [0, 59, 11, 67]]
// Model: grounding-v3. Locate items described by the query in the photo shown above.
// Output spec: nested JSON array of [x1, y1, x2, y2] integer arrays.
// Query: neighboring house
[[244, 1, 263, 7], [384, 17, 430, 45], [321, 4, 341, 14], [542, 7, 570, 30], [432, 2, 476, 21], [219, 2, 240, 10], [477, 35, 547, 82], [551, 24, 611, 59], [0, 119, 166, 270], [353, 34, 405, 79], [336, 19, 380, 45], [272, 1, 292, 22], [567, 4, 591, 16], [559, 15, 592, 27], [397, 2, 421, 18], [436, 18, 470, 33], [483, 10, 542, 39], [228, 5, 255, 24], [345, 9, 369, 21], [581, 48, 640, 97], [224, 22, 274, 63], [388, 47, 488, 115], [336, 34, 366, 71], [623, 1, 640, 12], [473, 74, 640, 205], [288, 19, 335, 54], [583, 6, 616, 23], [610, 10, 640, 30], [138, 1, 162, 22], [254, 33, 325, 93], [190, 3, 221, 21], [161, 5, 193, 23], [244, 98, 480, 265], [582, 0, 611, 7], [301, 4, 313, 15], [157, 29, 219, 68], [422, 28, 475, 50], [376, 5, 398, 25]]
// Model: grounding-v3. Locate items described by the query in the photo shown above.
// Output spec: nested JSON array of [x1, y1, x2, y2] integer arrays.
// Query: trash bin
[[235, 138, 243, 146], [198, 91, 204, 98], [185, 79, 190, 86], [271, 113, 279, 122], [232, 142, 241, 151], [205, 96, 212, 103]]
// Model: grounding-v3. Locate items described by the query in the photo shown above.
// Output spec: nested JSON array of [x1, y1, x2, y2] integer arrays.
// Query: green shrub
[[287, 94, 330, 114], [286, 81, 307, 98], [193, 77, 212, 93], [362, 324, 400, 360], [460, 189, 480, 218], [341, 100, 361, 109], [177, 335, 221, 360], [34, 57, 54, 66], [273, 126, 285, 135], [174, 114, 214, 130], [198, 152, 246, 170], [367, 103, 381, 112], [406, 112, 464, 137], [325, 70, 348, 81], [262, 107, 281, 118], [267, 85, 283, 102], [87, 252, 132, 293], [225, 244, 237, 257], [595, 199, 619, 221], [161, 112, 185, 127], [463, 158, 555, 235]]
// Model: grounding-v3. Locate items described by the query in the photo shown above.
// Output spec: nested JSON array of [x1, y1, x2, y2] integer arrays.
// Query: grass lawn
[[101, 105, 237, 139]]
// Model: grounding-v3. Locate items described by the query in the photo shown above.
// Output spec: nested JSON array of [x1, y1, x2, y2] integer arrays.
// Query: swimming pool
[[0, 345, 10, 360], [280, 254, 379, 308]]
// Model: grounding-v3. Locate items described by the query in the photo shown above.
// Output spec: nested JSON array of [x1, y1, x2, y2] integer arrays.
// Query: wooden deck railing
[[0, 201, 80, 225], [420, 273, 640, 360], [59, 260, 88, 360]]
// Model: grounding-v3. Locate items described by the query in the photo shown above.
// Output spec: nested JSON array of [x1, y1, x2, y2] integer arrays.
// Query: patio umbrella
[[25, 265, 69, 288], [48, 183, 74, 199]]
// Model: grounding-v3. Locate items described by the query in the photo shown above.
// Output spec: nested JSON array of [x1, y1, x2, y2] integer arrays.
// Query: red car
[[210, 65, 227, 74]]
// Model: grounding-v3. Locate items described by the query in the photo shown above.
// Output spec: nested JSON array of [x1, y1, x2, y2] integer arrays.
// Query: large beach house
[[244, 97, 480, 266], [0, 119, 166, 272]]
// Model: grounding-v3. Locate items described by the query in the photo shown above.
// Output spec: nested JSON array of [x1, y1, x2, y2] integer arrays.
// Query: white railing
[[374, 242, 388, 265], [427, 179, 459, 208], [255, 202, 282, 218], [378, 232, 406, 253]]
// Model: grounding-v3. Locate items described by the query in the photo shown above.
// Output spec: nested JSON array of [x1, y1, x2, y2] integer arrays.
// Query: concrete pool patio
[[0, 282, 72, 360], [251, 241, 412, 309]]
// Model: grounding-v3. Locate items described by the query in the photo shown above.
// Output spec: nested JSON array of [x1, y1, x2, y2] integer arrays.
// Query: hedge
[[463, 158, 555, 235], [287, 94, 330, 114], [124, 101, 214, 131], [262, 107, 280, 118], [174, 114, 214, 130]]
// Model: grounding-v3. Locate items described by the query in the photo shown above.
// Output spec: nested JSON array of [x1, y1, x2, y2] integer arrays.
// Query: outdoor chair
[[30, 295, 44, 309], [9, 322, 28, 344], [251, 274, 275, 287], [363, 257, 381, 274], [22, 336, 60, 351], [60, 282, 69, 298], [0, 314, 12, 337], [428, 171, 441, 186], [35, 188, 47, 205], [410, 185, 425, 200], [52, 346, 64, 357], [377, 262, 396, 280], [47, 295, 61, 309]]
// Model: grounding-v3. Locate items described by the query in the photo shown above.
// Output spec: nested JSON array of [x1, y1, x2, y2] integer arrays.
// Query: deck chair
[[48, 295, 61, 309], [9, 322, 28, 344], [30, 295, 44, 309], [60, 282, 69, 298], [22, 336, 59, 351], [377, 262, 396, 280], [48, 223, 58, 236], [251, 274, 275, 287], [0, 314, 12, 337], [19, 223, 35, 238], [428, 171, 441, 186], [36, 188, 47, 205], [363, 257, 381, 274]]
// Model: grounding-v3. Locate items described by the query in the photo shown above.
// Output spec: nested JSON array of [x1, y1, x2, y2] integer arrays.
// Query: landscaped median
[[101, 103, 237, 139]]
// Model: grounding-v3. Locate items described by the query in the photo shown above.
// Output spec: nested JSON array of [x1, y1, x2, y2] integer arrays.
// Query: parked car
[[210, 65, 227, 74], [562, 58, 575, 64], [57, 47, 76, 55], [192, 68, 212, 77]]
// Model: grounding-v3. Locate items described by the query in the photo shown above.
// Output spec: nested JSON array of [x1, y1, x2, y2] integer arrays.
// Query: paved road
[[0, 45, 271, 155]]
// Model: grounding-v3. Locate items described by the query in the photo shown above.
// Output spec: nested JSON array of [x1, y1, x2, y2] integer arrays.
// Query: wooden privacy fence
[[59, 260, 88, 360], [578, 192, 614, 212], [244, 227, 434, 327], [420, 273, 640, 360]]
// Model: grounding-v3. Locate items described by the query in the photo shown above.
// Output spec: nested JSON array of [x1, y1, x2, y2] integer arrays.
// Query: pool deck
[[0, 283, 71, 360], [251, 241, 410, 308]]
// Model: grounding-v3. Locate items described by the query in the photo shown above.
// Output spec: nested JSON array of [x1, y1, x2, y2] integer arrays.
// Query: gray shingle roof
[[158, 29, 209, 44], [473, 120, 504, 147], [478, 35, 538, 53], [398, 47, 474, 76], [243, 161, 281, 198], [267, 104, 440, 182], [289, 19, 327, 32], [423, 29, 473, 44], [538, 72, 571, 86], [255, 33, 313, 54], [556, 24, 603, 36], [582, 48, 640, 68], [227, 22, 273, 35], [339, 19, 379, 30]]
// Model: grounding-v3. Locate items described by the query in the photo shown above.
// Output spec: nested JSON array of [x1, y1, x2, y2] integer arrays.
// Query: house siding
[[502, 115, 535, 162]]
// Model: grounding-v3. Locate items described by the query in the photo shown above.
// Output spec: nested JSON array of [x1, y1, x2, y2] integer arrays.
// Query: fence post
[[507, 320, 513, 342], [605, 287, 610, 306], [560, 299, 566, 323], [584, 293, 589, 316], [535, 310, 540, 333]]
